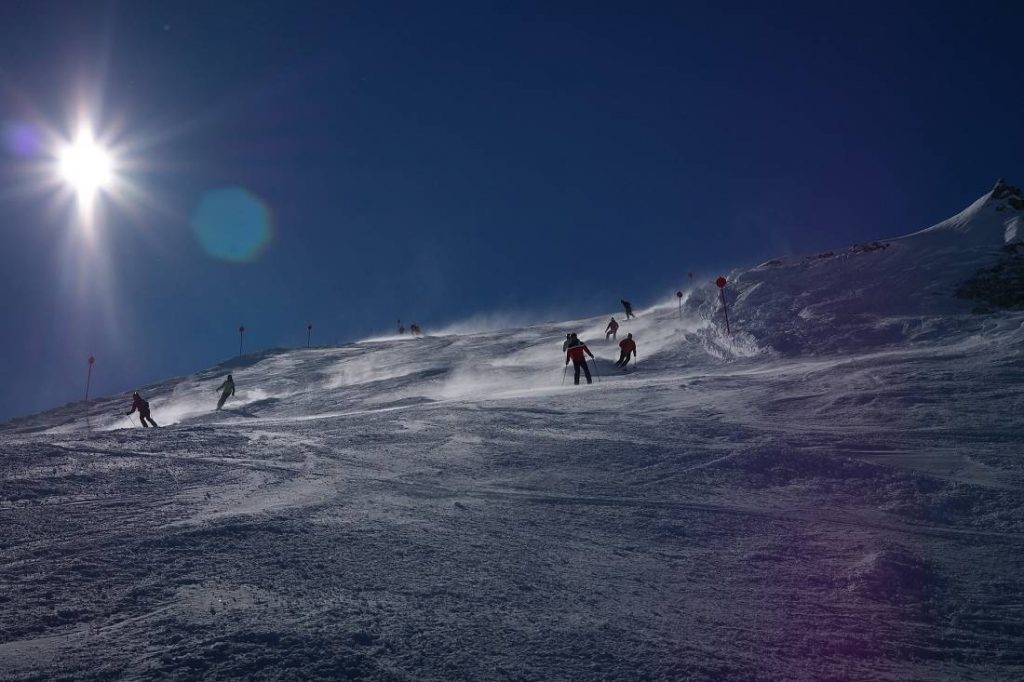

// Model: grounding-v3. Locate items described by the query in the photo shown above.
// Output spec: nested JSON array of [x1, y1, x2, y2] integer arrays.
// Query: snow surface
[[2, 184, 1024, 680]]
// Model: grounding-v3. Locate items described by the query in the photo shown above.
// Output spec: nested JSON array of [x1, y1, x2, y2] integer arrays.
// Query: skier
[[397, 320, 405, 335], [216, 374, 235, 410], [126, 392, 158, 428], [410, 324, 421, 336], [564, 333, 595, 385], [621, 299, 635, 319], [615, 333, 637, 368], [562, 333, 574, 352], [605, 317, 619, 340]]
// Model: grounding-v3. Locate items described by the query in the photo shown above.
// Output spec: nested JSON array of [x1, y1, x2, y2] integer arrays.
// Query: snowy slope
[[2, 184, 1024, 680]]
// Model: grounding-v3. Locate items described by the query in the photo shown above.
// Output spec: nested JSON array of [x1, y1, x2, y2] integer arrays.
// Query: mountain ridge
[[5, 181, 1024, 429]]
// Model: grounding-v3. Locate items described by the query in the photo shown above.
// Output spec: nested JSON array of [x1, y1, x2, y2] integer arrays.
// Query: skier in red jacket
[[564, 333, 595, 385], [616, 333, 637, 368]]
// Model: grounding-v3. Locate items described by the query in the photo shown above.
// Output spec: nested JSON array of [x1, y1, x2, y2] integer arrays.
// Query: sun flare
[[58, 131, 113, 199]]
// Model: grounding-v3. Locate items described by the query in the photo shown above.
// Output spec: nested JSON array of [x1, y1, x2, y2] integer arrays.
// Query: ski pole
[[589, 357, 601, 383], [561, 365, 568, 386]]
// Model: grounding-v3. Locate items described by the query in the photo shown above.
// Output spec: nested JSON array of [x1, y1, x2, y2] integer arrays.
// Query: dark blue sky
[[1, 1, 1022, 420]]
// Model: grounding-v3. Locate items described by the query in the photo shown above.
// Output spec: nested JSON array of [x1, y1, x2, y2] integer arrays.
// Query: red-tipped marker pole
[[307, 323, 313, 348], [716, 277, 730, 334]]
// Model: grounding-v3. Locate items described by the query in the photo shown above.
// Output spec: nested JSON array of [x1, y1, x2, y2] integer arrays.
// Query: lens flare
[[192, 187, 273, 262], [2, 122, 43, 157]]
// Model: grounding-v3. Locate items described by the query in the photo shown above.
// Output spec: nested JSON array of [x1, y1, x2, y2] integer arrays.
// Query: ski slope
[[2, 183, 1024, 680]]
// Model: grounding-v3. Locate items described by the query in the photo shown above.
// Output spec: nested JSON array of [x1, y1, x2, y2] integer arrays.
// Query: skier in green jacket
[[216, 374, 235, 410]]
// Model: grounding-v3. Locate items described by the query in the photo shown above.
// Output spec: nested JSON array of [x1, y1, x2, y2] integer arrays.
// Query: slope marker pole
[[85, 356, 95, 401], [716, 277, 731, 335], [85, 356, 96, 432]]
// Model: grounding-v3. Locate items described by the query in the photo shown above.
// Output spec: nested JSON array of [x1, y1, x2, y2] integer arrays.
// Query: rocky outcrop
[[956, 242, 1024, 310], [991, 179, 1024, 210]]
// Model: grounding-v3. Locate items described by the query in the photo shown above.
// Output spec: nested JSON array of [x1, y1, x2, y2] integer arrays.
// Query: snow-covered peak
[[907, 179, 1023, 245], [681, 181, 1024, 355]]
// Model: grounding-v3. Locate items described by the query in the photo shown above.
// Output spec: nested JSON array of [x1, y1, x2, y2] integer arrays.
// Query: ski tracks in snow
[[3, 314, 1024, 678]]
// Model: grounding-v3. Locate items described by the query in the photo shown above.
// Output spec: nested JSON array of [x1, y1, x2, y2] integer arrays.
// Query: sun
[[58, 130, 113, 200]]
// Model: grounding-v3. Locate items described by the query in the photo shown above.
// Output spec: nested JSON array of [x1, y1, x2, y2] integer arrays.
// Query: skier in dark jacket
[[616, 333, 637, 368], [605, 317, 619, 340], [216, 374, 235, 410], [565, 333, 595, 385], [621, 300, 635, 319], [126, 392, 158, 427]]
